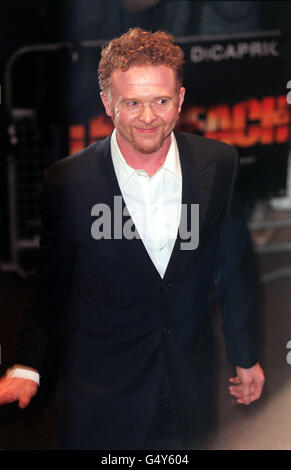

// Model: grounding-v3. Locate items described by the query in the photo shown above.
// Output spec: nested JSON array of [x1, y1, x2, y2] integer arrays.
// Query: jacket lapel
[[163, 132, 217, 280], [76, 134, 162, 282]]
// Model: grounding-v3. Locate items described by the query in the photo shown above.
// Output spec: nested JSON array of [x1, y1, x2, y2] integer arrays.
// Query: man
[[0, 28, 264, 450]]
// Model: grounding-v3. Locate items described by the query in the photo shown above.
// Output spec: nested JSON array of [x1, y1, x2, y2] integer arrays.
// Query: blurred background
[[0, 0, 291, 450]]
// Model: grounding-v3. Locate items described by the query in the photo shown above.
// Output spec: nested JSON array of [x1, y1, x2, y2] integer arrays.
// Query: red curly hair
[[98, 28, 184, 94]]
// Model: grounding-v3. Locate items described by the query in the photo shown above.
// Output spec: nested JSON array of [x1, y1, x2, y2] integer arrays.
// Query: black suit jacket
[[15, 131, 258, 449]]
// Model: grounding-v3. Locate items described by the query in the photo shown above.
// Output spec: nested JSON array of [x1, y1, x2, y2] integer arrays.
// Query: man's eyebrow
[[121, 97, 139, 101], [154, 95, 172, 100], [121, 95, 173, 102]]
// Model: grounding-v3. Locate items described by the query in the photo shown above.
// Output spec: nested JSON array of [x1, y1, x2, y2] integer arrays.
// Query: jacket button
[[163, 282, 173, 291]]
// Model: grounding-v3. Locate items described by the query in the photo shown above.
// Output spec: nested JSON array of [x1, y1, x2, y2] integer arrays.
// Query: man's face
[[100, 65, 185, 155]]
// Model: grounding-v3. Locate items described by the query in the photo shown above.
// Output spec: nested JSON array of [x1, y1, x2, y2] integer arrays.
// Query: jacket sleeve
[[214, 147, 259, 368], [13, 169, 76, 375]]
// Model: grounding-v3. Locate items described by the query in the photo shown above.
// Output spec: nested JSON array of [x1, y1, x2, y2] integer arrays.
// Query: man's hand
[[0, 375, 39, 409], [228, 362, 265, 405]]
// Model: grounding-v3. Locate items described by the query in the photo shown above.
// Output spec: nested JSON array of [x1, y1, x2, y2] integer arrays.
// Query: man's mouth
[[134, 126, 160, 134]]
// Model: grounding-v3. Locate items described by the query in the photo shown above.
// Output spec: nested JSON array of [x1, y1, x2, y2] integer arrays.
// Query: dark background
[[0, 1, 291, 451]]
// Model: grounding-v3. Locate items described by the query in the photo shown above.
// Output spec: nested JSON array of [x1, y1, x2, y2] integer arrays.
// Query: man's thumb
[[18, 394, 32, 408], [18, 384, 37, 408]]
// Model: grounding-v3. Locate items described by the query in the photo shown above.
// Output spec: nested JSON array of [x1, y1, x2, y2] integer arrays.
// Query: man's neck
[[116, 132, 171, 177]]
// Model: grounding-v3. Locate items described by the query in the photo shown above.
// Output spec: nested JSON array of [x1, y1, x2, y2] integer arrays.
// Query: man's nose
[[139, 104, 156, 124]]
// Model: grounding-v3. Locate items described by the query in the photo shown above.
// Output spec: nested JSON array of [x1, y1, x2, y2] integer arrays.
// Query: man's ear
[[100, 91, 112, 117], [178, 87, 185, 113]]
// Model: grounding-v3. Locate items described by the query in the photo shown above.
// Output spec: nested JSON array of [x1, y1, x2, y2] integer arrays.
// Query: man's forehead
[[110, 65, 177, 94], [111, 65, 176, 82]]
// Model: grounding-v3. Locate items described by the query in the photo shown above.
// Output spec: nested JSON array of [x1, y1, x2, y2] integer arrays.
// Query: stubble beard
[[131, 139, 163, 155], [130, 125, 171, 155]]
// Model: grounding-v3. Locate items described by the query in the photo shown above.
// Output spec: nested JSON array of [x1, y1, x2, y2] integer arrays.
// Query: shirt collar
[[110, 129, 181, 187]]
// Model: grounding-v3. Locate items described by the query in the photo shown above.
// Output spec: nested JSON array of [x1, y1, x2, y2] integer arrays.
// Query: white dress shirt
[[9, 129, 182, 383], [111, 129, 182, 278]]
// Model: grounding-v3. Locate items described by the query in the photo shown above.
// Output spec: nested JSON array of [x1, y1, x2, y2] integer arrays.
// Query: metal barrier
[[1, 42, 84, 277]]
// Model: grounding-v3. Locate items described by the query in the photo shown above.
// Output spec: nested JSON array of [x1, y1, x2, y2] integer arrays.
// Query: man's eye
[[127, 101, 138, 106], [156, 98, 168, 105]]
